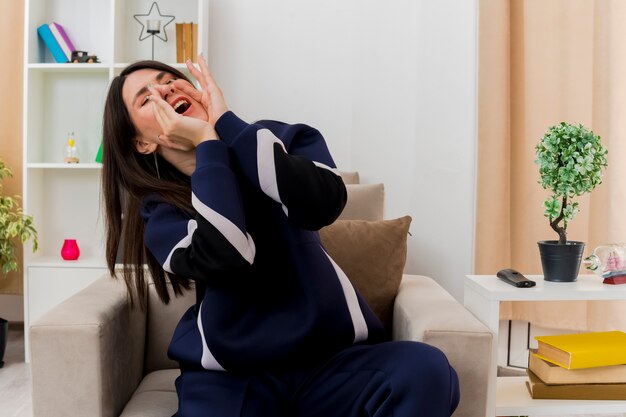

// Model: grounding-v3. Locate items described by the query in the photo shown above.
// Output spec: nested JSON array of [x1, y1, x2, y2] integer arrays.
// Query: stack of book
[[526, 330, 626, 399], [37, 22, 76, 63], [175, 22, 198, 63]]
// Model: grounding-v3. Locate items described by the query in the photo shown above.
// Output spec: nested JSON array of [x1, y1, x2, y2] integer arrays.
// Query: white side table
[[464, 274, 626, 417]]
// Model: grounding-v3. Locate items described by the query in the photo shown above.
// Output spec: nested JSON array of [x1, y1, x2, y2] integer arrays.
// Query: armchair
[[30, 174, 492, 417]]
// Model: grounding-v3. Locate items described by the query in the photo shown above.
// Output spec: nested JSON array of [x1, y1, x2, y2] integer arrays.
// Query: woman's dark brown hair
[[102, 61, 196, 309]]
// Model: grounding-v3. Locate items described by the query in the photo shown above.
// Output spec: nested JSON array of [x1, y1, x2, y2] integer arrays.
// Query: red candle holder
[[61, 239, 80, 261]]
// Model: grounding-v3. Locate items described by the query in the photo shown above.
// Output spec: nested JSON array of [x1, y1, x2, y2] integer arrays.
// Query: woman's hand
[[173, 54, 229, 126], [148, 85, 217, 150]]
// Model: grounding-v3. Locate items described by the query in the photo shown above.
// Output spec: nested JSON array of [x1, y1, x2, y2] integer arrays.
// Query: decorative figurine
[[584, 244, 626, 284], [64, 131, 79, 163], [71, 50, 100, 63], [133, 1, 175, 60]]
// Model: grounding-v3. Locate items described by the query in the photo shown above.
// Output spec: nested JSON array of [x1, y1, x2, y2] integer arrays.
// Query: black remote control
[[497, 268, 536, 288]]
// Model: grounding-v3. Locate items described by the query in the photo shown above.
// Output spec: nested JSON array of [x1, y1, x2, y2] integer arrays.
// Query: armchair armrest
[[393, 274, 492, 417], [30, 274, 147, 417]]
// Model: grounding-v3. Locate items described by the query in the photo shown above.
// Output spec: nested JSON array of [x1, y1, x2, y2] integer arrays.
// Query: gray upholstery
[[30, 273, 492, 417], [144, 282, 195, 374], [339, 171, 360, 184], [30, 276, 146, 417], [339, 183, 385, 221], [393, 275, 492, 417]]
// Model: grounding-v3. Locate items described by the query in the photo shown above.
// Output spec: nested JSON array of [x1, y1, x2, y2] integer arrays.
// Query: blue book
[[37, 23, 68, 63]]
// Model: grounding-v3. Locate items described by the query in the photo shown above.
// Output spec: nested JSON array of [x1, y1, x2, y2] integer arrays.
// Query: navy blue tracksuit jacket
[[141, 111, 385, 372], [140, 111, 460, 416]]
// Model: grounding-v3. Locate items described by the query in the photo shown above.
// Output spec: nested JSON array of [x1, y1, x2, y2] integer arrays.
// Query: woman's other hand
[[173, 55, 229, 126], [148, 85, 217, 150]]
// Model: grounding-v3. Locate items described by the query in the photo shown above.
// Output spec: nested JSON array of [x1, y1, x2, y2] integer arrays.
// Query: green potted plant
[[0, 158, 38, 368], [535, 122, 608, 282]]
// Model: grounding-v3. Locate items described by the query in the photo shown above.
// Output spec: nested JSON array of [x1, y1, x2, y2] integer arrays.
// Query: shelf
[[465, 274, 626, 301], [27, 256, 107, 269], [27, 163, 102, 169], [496, 376, 626, 415], [113, 0, 205, 63], [28, 63, 110, 72], [26, 0, 113, 65], [22, 0, 209, 364]]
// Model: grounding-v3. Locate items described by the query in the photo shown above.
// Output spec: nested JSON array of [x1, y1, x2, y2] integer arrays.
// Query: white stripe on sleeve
[[163, 220, 198, 274], [323, 250, 369, 343], [197, 301, 225, 371], [192, 193, 256, 264], [256, 128, 285, 203], [312, 161, 340, 176]]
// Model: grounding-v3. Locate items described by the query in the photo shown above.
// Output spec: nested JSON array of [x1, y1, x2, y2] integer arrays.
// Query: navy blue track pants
[[173, 341, 460, 416]]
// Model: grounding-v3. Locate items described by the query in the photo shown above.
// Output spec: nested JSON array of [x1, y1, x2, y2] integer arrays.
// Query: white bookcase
[[22, 0, 209, 360]]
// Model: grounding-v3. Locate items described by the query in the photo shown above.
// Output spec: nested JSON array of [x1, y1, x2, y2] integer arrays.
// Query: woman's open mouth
[[172, 98, 191, 115]]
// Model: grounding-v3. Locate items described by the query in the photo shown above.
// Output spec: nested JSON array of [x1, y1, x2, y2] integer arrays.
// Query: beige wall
[[0, 0, 25, 295]]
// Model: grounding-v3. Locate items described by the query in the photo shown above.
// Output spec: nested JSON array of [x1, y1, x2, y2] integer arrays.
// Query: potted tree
[[0, 159, 38, 367], [535, 122, 608, 282]]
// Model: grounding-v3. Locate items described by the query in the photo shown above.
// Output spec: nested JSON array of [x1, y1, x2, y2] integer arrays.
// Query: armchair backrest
[[144, 282, 195, 374]]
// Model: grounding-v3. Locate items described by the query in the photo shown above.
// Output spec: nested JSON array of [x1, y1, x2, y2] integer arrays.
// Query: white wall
[[208, 0, 477, 300]]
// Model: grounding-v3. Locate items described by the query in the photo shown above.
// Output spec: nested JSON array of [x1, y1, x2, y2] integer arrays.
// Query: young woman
[[102, 56, 460, 417]]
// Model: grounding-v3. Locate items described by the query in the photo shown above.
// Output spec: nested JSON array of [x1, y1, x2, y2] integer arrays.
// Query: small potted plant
[[0, 158, 38, 367], [535, 122, 608, 282]]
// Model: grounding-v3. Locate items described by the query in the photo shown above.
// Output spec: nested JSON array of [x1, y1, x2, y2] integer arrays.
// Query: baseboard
[[0, 294, 24, 321], [8, 321, 23, 330]]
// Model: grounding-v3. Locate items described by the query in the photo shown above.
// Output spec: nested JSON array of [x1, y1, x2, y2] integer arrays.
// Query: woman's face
[[122, 68, 207, 151]]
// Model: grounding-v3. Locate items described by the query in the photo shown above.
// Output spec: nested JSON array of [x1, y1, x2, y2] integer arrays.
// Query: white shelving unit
[[22, 0, 209, 360]]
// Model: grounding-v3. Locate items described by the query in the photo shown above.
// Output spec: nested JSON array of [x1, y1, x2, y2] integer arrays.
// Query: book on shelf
[[176, 22, 198, 63], [191, 22, 198, 63], [37, 24, 67, 63], [48, 22, 76, 62], [529, 349, 626, 385], [526, 369, 626, 400], [535, 330, 626, 369], [176, 23, 184, 63], [604, 274, 626, 285]]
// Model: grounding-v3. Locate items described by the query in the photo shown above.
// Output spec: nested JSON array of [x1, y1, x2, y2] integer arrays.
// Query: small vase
[[61, 239, 80, 261]]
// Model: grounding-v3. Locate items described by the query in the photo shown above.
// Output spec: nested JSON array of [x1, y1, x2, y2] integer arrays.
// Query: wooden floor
[[0, 324, 32, 417]]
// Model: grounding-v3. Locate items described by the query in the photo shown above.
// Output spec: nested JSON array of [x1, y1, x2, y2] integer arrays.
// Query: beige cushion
[[339, 171, 360, 184], [320, 216, 412, 329], [338, 183, 384, 221], [119, 369, 179, 417]]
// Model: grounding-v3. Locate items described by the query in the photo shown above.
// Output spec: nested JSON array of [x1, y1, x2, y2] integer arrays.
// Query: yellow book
[[535, 330, 626, 370]]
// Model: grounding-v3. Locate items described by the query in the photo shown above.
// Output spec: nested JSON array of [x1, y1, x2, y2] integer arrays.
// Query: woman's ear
[[134, 138, 158, 154]]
